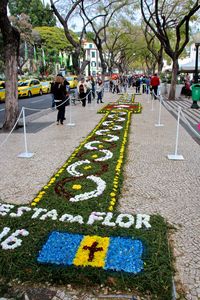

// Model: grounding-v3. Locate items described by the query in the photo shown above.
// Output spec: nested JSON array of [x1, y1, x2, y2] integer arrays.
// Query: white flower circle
[[69, 175, 106, 202], [67, 160, 90, 177]]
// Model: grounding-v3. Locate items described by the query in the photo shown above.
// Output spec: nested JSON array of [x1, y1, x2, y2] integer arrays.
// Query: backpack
[[79, 84, 85, 94]]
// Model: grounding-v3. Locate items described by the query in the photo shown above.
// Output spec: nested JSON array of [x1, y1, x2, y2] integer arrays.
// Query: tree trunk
[[80, 60, 89, 75], [157, 57, 163, 74], [0, 0, 20, 131], [97, 45, 107, 80], [72, 50, 80, 75], [168, 59, 178, 100], [3, 44, 19, 130]]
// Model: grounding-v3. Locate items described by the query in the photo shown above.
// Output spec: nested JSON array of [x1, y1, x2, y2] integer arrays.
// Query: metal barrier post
[[167, 106, 184, 160], [18, 107, 34, 158]]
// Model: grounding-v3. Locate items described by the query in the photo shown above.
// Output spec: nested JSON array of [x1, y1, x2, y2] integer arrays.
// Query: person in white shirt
[[86, 77, 92, 104], [96, 79, 104, 103]]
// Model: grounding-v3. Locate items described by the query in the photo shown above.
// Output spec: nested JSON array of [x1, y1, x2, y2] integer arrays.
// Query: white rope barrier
[[180, 110, 200, 139], [161, 97, 178, 112], [161, 96, 200, 139], [151, 93, 154, 111], [67, 96, 75, 127], [18, 107, 34, 158], [155, 95, 164, 127], [0, 107, 23, 148], [167, 106, 184, 160]]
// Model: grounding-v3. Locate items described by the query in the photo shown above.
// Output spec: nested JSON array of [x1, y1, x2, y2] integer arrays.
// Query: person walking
[[86, 77, 92, 104], [77, 78, 88, 107], [135, 77, 141, 93], [150, 73, 160, 99], [50, 80, 55, 109], [53, 75, 67, 125], [96, 79, 104, 103], [91, 76, 96, 99]]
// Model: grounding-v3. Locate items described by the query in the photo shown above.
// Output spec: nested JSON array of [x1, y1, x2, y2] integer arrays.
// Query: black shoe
[[100, 101, 104, 103], [63, 117, 66, 120]]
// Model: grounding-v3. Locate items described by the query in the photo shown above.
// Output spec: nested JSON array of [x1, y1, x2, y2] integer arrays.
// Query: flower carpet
[[0, 95, 173, 299]]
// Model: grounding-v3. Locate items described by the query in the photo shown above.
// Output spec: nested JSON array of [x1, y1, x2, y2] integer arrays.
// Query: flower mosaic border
[[31, 104, 139, 210], [0, 96, 173, 298], [117, 93, 135, 103]]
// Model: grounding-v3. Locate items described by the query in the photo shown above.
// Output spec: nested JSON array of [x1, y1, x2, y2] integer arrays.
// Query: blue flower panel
[[104, 236, 144, 274], [37, 231, 83, 266]]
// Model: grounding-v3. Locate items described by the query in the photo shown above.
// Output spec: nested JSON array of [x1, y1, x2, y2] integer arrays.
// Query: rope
[[77, 89, 94, 101], [159, 92, 200, 140], [180, 110, 200, 138], [0, 107, 23, 148], [23, 107, 52, 112]]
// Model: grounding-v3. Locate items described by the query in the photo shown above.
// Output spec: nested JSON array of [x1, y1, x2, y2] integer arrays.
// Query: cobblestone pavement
[[0, 91, 199, 299], [120, 94, 200, 300]]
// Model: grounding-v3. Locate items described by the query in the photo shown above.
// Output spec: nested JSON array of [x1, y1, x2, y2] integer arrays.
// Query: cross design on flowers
[[83, 241, 103, 262]]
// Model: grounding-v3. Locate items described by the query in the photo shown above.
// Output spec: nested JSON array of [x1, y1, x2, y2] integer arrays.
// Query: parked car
[[0, 88, 5, 102], [41, 81, 51, 94], [18, 79, 43, 98], [0, 81, 5, 101], [66, 76, 78, 89]]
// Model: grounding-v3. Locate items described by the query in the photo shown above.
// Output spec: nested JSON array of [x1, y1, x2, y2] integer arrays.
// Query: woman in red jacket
[[150, 73, 160, 99]]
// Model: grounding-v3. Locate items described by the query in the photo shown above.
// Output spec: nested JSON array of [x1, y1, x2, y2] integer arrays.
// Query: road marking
[[30, 98, 47, 104], [0, 108, 5, 112]]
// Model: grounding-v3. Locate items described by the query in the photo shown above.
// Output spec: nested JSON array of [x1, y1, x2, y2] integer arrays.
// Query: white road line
[[30, 98, 46, 104], [0, 108, 5, 112]]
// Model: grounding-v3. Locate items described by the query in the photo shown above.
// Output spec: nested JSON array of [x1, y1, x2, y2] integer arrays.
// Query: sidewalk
[[0, 91, 200, 299]]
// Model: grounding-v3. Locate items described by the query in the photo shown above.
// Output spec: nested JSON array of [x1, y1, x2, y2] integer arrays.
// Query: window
[[91, 61, 96, 67], [92, 51, 95, 58], [89, 44, 93, 48]]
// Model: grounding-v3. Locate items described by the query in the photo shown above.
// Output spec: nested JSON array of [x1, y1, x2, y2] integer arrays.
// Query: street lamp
[[191, 41, 200, 108]]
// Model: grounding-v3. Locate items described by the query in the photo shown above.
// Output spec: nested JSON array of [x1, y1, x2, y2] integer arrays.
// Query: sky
[[43, 0, 83, 31]]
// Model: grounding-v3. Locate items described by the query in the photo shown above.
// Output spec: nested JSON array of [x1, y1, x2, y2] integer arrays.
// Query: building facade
[[81, 40, 102, 77]]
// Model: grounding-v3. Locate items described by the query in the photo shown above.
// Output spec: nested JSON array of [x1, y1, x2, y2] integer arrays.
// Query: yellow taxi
[[66, 75, 78, 89], [18, 79, 43, 98], [0, 81, 5, 102], [41, 81, 51, 94]]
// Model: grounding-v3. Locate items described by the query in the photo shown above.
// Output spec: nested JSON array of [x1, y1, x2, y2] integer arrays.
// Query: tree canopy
[[8, 0, 56, 27], [33, 26, 76, 52]]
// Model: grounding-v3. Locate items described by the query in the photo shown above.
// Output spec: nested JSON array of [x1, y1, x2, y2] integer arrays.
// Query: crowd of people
[[51, 72, 162, 125], [109, 74, 160, 99], [51, 74, 105, 125]]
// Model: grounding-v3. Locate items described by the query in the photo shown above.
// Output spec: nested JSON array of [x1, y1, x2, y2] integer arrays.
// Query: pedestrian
[[53, 75, 67, 125], [63, 77, 70, 107], [146, 76, 150, 94], [57, 74, 70, 120], [96, 79, 104, 103], [109, 78, 113, 92], [50, 80, 55, 109], [86, 77, 92, 104], [142, 76, 147, 93], [122, 76, 128, 93], [77, 78, 88, 107], [135, 77, 141, 93], [91, 76, 96, 99], [150, 73, 160, 99]]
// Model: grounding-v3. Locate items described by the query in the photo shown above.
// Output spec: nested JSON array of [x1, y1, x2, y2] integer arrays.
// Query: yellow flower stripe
[[31, 113, 109, 206], [108, 111, 131, 211]]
